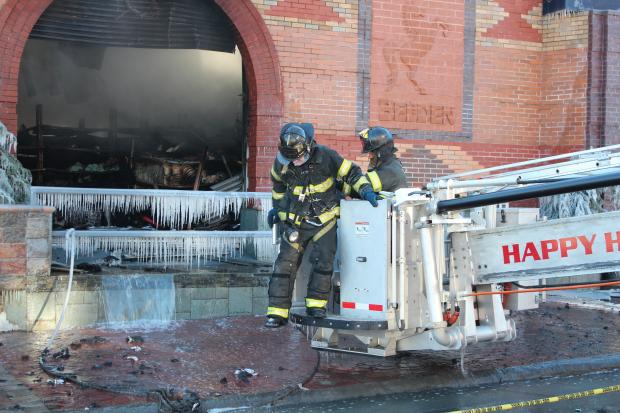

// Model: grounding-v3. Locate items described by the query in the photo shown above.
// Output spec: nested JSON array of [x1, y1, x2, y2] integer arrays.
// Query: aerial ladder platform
[[285, 144, 620, 356]]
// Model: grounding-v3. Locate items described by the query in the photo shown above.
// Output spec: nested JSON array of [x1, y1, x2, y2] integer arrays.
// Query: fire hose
[[45, 228, 76, 351], [37, 228, 319, 412]]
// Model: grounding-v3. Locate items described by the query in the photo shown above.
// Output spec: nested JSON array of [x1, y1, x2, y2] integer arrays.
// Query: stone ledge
[[0, 243, 26, 259], [26, 217, 51, 239], [0, 275, 27, 290], [37, 272, 269, 292], [27, 238, 50, 258], [0, 258, 26, 276], [27, 257, 51, 276], [0, 205, 55, 213]]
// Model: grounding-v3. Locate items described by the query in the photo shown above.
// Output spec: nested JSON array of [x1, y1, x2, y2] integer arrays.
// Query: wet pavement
[[306, 302, 620, 390], [0, 316, 317, 411], [271, 368, 620, 412], [548, 289, 620, 312], [0, 304, 619, 412]]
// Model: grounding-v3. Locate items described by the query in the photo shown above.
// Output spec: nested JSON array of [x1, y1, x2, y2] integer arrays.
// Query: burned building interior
[[16, 0, 246, 231]]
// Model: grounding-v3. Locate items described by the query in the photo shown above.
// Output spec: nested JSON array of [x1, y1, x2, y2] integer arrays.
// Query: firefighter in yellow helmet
[[265, 123, 378, 328], [357, 126, 407, 194]]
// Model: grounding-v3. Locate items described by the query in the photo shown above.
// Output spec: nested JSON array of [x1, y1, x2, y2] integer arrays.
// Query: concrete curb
[[68, 352, 620, 413]]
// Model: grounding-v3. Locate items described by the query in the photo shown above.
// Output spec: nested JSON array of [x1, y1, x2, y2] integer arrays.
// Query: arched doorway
[[0, 0, 282, 191]]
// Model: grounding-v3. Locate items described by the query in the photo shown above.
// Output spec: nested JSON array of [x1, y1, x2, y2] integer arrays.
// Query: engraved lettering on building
[[378, 100, 455, 126]]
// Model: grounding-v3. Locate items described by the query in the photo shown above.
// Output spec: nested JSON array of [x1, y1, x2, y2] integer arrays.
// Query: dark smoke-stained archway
[[29, 0, 237, 52], [0, 0, 283, 190]]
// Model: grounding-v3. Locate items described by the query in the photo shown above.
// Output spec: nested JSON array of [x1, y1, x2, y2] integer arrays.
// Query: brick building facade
[[1, 0, 619, 190]]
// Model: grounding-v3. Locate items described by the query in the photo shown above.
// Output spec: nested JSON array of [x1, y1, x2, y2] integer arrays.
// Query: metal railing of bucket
[[31, 186, 275, 266]]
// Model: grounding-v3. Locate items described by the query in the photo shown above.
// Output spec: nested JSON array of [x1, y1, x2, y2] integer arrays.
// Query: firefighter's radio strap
[[288, 174, 314, 226], [282, 217, 335, 252], [281, 170, 336, 247], [298, 173, 311, 214], [311, 219, 336, 242]]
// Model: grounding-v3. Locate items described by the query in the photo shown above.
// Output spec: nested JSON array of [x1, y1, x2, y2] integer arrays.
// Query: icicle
[[31, 187, 271, 229], [53, 230, 275, 268], [0, 139, 32, 204], [0, 122, 18, 154], [540, 187, 613, 220]]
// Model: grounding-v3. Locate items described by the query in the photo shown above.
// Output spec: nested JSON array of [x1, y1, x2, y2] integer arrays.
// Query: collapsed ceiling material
[[18, 106, 241, 191], [30, 0, 236, 52], [17, 104, 244, 189]]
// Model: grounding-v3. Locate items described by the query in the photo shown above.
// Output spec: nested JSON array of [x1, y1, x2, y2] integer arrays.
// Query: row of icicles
[[54, 231, 276, 266], [32, 187, 275, 266], [33, 188, 272, 229]]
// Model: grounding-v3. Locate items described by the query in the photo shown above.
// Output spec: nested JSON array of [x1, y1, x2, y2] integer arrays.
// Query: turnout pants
[[267, 220, 337, 319]]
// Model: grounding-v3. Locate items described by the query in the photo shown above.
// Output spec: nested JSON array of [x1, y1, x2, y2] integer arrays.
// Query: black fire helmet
[[359, 126, 394, 153], [279, 123, 313, 161]]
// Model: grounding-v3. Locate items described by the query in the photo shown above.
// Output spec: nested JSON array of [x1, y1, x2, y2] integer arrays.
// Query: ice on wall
[[54, 230, 275, 266], [540, 187, 620, 219], [32, 186, 271, 229], [1, 122, 31, 204]]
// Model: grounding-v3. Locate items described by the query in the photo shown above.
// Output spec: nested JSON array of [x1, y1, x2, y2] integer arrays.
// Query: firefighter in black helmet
[[357, 126, 407, 194], [265, 122, 378, 328]]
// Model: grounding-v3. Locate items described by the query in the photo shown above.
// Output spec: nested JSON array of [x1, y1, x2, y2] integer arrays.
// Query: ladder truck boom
[[288, 145, 620, 356]]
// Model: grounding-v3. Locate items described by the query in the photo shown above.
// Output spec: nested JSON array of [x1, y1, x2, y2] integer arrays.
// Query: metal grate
[[30, 0, 236, 52]]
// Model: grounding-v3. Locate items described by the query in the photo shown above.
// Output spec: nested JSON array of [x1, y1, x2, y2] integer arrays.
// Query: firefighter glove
[[360, 188, 379, 207], [267, 208, 281, 228]]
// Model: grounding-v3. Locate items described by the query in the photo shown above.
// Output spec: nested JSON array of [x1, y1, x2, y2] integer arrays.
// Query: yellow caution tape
[[448, 384, 620, 413]]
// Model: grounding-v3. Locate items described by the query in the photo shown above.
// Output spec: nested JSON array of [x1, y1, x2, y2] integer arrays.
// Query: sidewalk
[[1, 302, 619, 412], [546, 288, 620, 312], [0, 362, 50, 413]]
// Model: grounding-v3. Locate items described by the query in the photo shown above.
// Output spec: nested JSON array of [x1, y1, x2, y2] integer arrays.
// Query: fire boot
[[265, 316, 287, 328], [306, 307, 326, 319]]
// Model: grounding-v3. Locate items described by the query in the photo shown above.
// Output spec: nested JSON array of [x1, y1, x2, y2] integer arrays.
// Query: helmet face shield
[[276, 151, 310, 166], [361, 139, 372, 154], [276, 151, 292, 166], [279, 144, 304, 160], [280, 132, 306, 160], [358, 128, 371, 153], [279, 124, 310, 162]]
